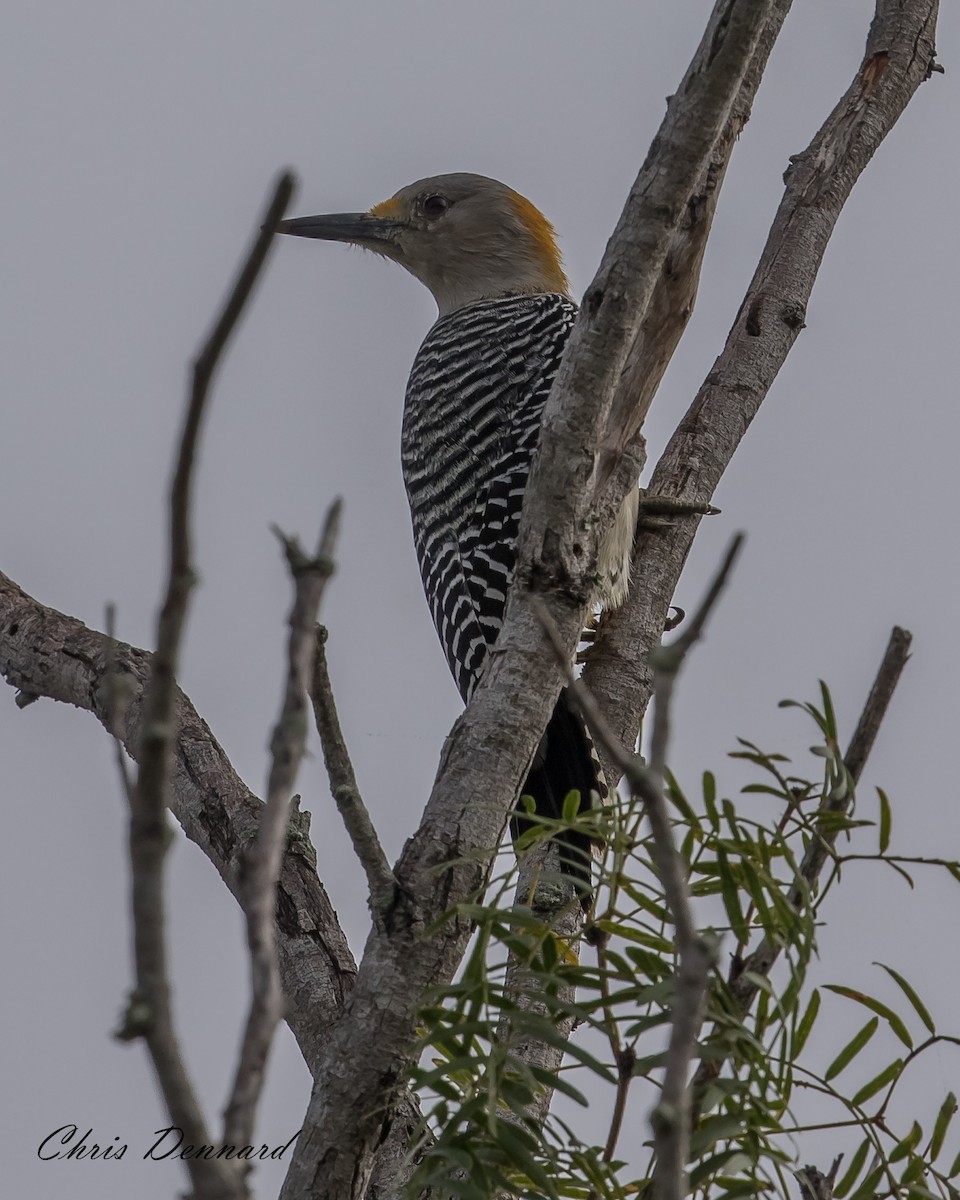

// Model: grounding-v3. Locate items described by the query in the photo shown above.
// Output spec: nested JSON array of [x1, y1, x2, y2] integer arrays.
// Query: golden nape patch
[[370, 195, 402, 218], [506, 191, 569, 295]]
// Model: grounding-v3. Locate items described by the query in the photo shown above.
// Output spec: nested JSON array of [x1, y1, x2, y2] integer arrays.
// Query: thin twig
[[692, 625, 914, 1105], [0, 565, 358, 1077], [127, 171, 295, 1200], [648, 532, 746, 795], [310, 623, 396, 922], [223, 501, 341, 1151], [644, 538, 742, 1200], [535, 533, 743, 1196], [844, 627, 912, 786]]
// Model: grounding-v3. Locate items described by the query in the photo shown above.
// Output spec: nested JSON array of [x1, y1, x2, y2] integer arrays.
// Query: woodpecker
[[279, 173, 638, 894]]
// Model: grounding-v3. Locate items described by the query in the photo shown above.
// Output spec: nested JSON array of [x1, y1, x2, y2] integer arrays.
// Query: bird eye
[[421, 194, 448, 219]]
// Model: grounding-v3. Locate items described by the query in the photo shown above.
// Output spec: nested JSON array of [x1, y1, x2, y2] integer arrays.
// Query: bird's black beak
[[275, 212, 401, 250]]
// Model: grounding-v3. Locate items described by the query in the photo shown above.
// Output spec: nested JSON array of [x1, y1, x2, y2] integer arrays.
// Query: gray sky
[[2, 2, 958, 1196]]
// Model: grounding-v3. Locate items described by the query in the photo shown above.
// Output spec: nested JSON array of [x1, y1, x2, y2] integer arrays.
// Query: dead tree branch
[[583, 0, 940, 775], [279, 7, 779, 1194], [536, 535, 743, 1200], [646, 538, 742, 1200], [0, 570, 356, 1066], [119, 172, 295, 1200], [223, 507, 341, 1152], [692, 623, 912, 1105], [310, 625, 396, 922]]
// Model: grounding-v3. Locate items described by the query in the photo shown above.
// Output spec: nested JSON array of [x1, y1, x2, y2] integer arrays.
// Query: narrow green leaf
[[875, 963, 936, 1035], [825, 1016, 879, 1081], [877, 787, 892, 854], [687, 1114, 746, 1157], [833, 1138, 872, 1198], [890, 1122, 924, 1163], [900, 1157, 927, 1186], [562, 789, 581, 821], [885, 859, 916, 889], [948, 1147, 960, 1178], [824, 985, 913, 1049], [850, 1164, 885, 1200], [688, 1148, 751, 1188], [851, 1057, 903, 1106], [666, 768, 701, 830], [716, 847, 749, 944], [792, 989, 821, 1057], [819, 680, 838, 738], [741, 784, 792, 798], [704, 771, 721, 830], [930, 1092, 958, 1160]]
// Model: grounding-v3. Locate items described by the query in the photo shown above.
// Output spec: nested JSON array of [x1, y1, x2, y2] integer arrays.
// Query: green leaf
[[877, 787, 892, 854], [688, 1114, 747, 1157], [851, 1057, 903, 1106], [688, 1148, 753, 1188], [900, 1157, 927, 1186], [825, 1016, 879, 1081], [850, 1164, 885, 1200], [666, 768, 701, 830], [833, 1138, 872, 1198], [930, 1092, 958, 1160], [819, 680, 838, 739], [716, 847, 749, 944], [947, 1147, 960, 1178], [792, 989, 821, 1057], [704, 771, 721, 830], [890, 1122, 923, 1163], [875, 963, 936, 1035], [824, 985, 913, 1049], [562, 789, 581, 821]]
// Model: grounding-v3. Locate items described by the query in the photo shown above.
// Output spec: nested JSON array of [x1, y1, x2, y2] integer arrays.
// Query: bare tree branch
[[0, 570, 357, 1065], [691, 623, 913, 1107], [842, 626, 913, 787], [601, 0, 795, 470], [536, 532, 744, 1200], [279, 8, 778, 1194], [310, 624, 396, 922], [646, 539, 741, 1200], [223, 505, 341, 1151], [119, 171, 296, 1200], [583, 0, 941, 777]]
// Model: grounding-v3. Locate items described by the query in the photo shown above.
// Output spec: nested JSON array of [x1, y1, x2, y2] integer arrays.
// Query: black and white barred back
[[401, 293, 575, 699], [401, 293, 601, 893]]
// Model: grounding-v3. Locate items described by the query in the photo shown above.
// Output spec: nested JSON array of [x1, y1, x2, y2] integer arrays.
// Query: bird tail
[[512, 688, 604, 905]]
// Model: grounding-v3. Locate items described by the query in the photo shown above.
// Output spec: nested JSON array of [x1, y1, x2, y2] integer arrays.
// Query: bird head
[[277, 172, 570, 316]]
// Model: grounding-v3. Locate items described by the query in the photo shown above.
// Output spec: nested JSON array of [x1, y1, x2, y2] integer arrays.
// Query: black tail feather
[[511, 688, 602, 904]]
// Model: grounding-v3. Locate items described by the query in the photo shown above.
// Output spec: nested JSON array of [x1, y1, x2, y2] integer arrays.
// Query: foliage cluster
[[409, 687, 960, 1200]]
